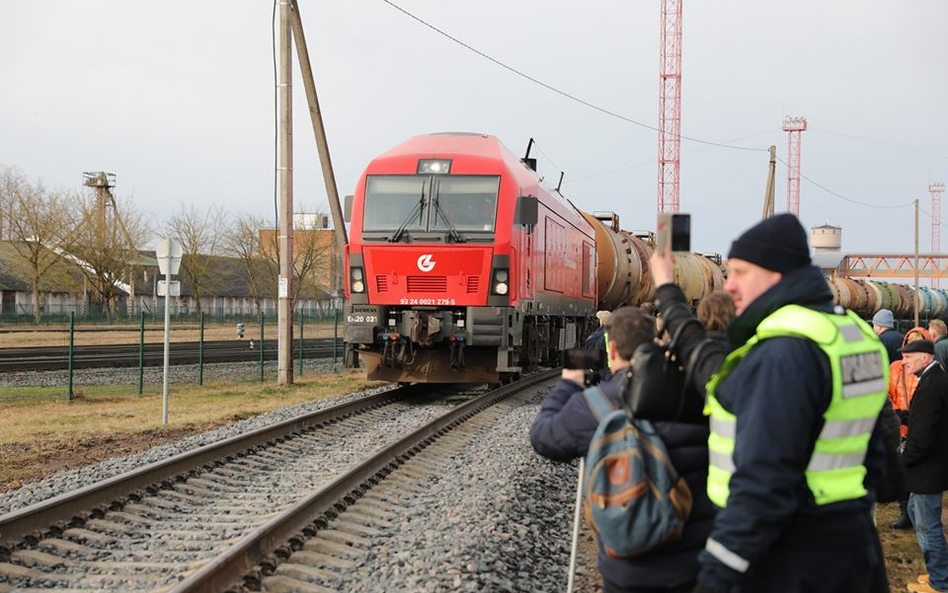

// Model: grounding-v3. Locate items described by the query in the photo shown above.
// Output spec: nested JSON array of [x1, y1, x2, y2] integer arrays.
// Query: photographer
[[530, 306, 713, 593], [649, 214, 888, 593]]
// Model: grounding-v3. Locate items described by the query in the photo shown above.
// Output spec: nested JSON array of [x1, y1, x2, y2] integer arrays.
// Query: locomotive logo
[[417, 254, 436, 272]]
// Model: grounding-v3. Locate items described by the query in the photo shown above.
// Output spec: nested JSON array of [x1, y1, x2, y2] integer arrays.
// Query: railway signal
[[156, 238, 183, 425]]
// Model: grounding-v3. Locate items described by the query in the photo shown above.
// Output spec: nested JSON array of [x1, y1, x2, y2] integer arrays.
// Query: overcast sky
[[2, 1, 946, 255]]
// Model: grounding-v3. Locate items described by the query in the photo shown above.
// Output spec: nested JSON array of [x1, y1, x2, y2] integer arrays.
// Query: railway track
[[0, 339, 342, 373], [0, 370, 558, 592]]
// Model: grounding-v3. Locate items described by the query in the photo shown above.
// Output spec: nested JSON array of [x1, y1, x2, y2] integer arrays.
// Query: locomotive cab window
[[362, 174, 500, 240], [362, 176, 430, 232], [431, 176, 500, 232]]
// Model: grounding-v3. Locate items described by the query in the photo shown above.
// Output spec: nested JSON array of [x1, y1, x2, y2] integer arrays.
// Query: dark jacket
[[876, 399, 906, 503], [530, 371, 714, 592], [586, 325, 607, 351], [878, 328, 904, 364], [654, 265, 887, 593], [903, 361, 948, 494]]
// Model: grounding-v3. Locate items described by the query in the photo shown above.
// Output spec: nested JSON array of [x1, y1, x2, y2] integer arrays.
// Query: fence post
[[138, 310, 145, 395], [259, 312, 265, 382], [67, 311, 75, 400], [333, 308, 339, 367], [298, 310, 304, 377], [198, 311, 205, 386]]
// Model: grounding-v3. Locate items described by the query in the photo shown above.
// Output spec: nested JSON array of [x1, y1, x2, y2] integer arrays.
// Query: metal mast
[[931, 182, 945, 288], [782, 117, 807, 217], [657, 0, 682, 214]]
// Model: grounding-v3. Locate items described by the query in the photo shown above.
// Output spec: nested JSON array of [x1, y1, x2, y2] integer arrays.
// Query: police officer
[[649, 213, 889, 593]]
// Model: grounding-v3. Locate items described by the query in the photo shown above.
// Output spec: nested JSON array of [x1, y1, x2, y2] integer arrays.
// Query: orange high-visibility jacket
[[887, 327, 933, 437]]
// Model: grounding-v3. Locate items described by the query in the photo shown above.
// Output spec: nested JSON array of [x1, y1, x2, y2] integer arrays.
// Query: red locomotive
[[343, 133, 598, 383]]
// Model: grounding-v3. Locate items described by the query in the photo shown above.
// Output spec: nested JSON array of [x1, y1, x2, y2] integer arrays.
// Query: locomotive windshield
[[362, 174, 500, 239], [362, 176, 430, 232]]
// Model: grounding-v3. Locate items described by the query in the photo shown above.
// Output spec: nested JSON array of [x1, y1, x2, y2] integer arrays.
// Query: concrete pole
[[915, 199, 920, 328], [278, 0, 294, 385]]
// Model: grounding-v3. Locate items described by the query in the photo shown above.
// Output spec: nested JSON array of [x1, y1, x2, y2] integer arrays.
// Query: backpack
[[582, 386, 693, 559]]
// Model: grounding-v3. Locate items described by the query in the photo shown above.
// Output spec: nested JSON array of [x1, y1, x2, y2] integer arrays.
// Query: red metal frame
[[782, 117, 807, 217], [931, 183, 945, 287], [840, 254, 948, 278], [657, 0, 682, 214]]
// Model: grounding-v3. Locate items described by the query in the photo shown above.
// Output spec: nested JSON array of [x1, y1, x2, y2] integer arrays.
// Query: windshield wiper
[[390, 188, 427, 243], [433, 196, 465, 243]]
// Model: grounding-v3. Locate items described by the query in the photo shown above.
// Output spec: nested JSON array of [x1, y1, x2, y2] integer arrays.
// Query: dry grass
[[0, 370, 384, 490], [0, 323, 341, 348]]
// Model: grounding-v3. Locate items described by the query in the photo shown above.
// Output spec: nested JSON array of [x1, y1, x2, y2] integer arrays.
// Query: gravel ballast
[[346, 389, 585, 593], [0, 380, 395, 516]]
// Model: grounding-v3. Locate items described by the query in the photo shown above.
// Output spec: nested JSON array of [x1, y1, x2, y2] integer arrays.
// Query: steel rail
[[0, 338, 343, 373], [168, 369, 558, 593], [0, 385, 415, 546]]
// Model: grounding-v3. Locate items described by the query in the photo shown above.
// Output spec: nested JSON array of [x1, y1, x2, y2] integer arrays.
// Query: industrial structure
[[657, 0, 682, 214], [932, 182, 945, 288], [782, 117, 807, 217]]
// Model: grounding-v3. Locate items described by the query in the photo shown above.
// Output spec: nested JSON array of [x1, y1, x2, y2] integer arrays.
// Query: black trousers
[[738, 518, 888, 593]]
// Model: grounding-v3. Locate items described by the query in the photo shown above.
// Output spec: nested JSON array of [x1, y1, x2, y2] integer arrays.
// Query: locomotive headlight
[[417, 159, 452, 174], [491, 268, 510, 295], [350, 267, 366, 293]]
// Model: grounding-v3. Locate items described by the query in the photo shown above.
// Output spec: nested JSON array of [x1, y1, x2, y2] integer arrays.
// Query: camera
[[563, 348, 607, 386]]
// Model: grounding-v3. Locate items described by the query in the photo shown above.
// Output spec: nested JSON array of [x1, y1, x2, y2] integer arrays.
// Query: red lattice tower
[[657, 0, 683, 214], [782, 117, 807, 217], [932, 182, 945, 287]]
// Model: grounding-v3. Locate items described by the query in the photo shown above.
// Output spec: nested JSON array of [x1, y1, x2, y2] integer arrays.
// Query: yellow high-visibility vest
[[705, 305, 888, 507]]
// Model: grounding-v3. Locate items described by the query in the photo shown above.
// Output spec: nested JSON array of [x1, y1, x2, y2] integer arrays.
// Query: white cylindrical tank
[[811, 224, 842, 252]]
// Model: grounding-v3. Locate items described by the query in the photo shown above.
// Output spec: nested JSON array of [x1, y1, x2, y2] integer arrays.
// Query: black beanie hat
[[727, 213, 811, 274]]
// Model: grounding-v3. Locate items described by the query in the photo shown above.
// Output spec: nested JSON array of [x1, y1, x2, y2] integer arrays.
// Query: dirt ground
[[0, 370, 383, 492]]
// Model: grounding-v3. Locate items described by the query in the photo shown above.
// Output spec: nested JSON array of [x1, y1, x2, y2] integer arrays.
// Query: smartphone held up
[[656, 213, 691, 254]]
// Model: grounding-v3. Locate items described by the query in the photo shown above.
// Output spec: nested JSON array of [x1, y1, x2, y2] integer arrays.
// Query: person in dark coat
[[649, 214, 889, 593], [901, 339, 948, 593], [530, 306, 714, 593], [873, 308, 904, 364], [585, 310, 612, 351]]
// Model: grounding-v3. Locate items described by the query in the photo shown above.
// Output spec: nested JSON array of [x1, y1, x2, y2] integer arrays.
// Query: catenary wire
[[380, 0, 767, 153], [775, 155, 914, 210], [811, 129, 948, 160]]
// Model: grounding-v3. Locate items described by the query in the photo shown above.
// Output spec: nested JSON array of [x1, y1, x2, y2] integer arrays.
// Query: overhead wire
[[775, 155, 914, 210], [379, 0, 767, 153], [811, 129, 948, 160]]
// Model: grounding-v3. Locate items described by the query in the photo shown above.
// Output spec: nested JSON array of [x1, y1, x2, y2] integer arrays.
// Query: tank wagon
[[342, 133, 727, 384], [826, 277, 948, 321]]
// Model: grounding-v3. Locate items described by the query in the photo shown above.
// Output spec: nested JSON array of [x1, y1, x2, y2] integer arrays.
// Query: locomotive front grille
[[466, 276, 480, 293], [407, 275, 448, 293], [376, 275, 388, 292]]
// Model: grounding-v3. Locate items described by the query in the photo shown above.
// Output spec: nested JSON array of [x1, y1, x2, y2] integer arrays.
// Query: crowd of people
[[531, 214, 948, 593]]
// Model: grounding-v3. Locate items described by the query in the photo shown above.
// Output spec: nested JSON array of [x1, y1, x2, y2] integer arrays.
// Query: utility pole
[[277, 0, 294, 385], [290, 0, 348, 297], [762, 145, 776, 219], [915, 199, 920, 328]]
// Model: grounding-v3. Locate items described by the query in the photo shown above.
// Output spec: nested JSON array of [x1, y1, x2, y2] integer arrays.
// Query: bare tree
[[70, 194, 151, 319], [1, 168, 76, 323], [167, 203, 228, 317], [223, 212, 276, 315], [292, 211, 333, 304]]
